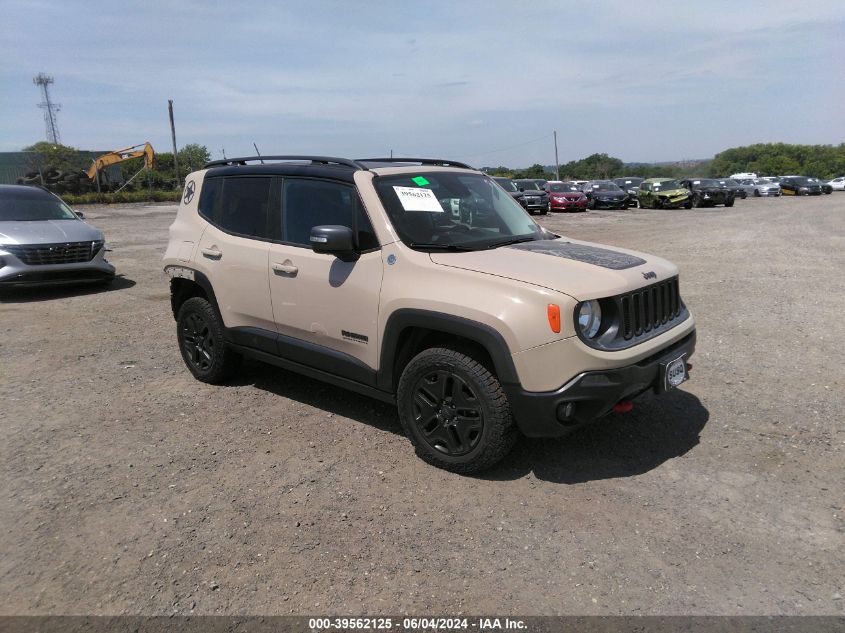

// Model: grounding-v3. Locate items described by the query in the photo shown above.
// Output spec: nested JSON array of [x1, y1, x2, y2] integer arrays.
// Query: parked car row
[[731, 172, 843, 195], [493, 169, 845, 214]]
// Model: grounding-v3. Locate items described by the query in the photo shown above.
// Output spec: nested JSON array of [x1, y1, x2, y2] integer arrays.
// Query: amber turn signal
[[547, 304, 561, 333]]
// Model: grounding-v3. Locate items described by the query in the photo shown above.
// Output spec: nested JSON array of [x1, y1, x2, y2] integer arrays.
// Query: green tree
[[22, 141, 88, 173]]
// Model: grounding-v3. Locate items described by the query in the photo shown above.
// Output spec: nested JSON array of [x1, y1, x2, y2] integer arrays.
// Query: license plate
[[665, 356, 687, 390]]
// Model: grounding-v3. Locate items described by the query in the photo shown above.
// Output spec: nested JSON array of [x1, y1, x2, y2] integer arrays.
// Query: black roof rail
[[356, 157, 473, 169], [203, 155, 369, 170]]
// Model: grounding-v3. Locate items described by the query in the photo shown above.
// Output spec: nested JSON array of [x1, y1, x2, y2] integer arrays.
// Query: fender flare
[[378, 308, 519, 392]]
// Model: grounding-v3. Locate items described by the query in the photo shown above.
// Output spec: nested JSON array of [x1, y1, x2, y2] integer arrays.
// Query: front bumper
[[592, 198, 628, 209], [659, 195, 690, 209], [506, 330, 696, 437], [0, 248, 115, 287], [522, 197, 548, 211], [550, 197, 587, 211]]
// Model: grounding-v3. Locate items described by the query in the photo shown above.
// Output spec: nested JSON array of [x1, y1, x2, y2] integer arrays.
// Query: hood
[[590, 190, 626, 198], [0, 219, 103, 245], [520, 190, 546, 197], [656, 188, 689, 198], [429, 238, 678, 300], [549, 191, 584, 198]]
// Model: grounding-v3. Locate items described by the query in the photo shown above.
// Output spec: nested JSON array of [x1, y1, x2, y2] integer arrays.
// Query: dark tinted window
[[218, 177, 272, 238], [198, 177, 222, 222], [282, 179, 378, 250]]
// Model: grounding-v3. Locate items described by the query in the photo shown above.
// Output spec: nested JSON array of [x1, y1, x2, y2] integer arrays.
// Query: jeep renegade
[[164, 156, 696, 473]]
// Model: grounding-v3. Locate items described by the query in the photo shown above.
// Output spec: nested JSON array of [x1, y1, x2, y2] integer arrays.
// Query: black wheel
[[725, 198, 734, 207], [176, 296, 240, 384], [396, 347, 517, 474], [692, 194, 702, 208], [684, 199, 693, 209], [754, 189, 761, 197]]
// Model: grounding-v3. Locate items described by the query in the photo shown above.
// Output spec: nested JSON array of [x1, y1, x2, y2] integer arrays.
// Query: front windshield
[[792, 177, 814, 185], [652, 180, 681, 190], [514, 180, 541, 191], [374, 172, 547, 251], [587, 182, 623, 192], [548, 182, 580, 192], [720, 179, 739, 186], [614, 178, 643, 187], [493, 178, 519, 193], [0, 190, 77, 221], [691, 179, 719, 188]]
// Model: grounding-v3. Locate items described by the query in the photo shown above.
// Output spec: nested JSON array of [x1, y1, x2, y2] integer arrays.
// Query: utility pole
[[33, 73, 61, 144], [553, 130, 560, 181], [168, 100, 179, 186], [390, 149, 393, 159]]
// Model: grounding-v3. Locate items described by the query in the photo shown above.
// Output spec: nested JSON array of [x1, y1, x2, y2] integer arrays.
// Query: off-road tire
[[176, 296, 241, 384], [396, 347, 518, 474]]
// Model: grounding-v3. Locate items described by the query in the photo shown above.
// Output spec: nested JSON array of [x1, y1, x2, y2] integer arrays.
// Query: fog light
[[556, 402, 576, 423]]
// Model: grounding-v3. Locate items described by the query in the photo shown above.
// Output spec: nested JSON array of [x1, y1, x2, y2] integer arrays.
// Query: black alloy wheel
[[181, 311, 215, 373], [411, 370, 483, 456], [176, 296, 240, 384], [396, 347, 517, 474]]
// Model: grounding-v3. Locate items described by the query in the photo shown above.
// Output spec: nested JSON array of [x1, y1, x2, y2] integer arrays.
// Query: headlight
[[577, 300, 602, 338]]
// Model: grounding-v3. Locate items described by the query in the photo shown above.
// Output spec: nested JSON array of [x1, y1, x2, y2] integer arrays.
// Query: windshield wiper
[[408, 242, 476, 251], [482, 235, 540, 249]]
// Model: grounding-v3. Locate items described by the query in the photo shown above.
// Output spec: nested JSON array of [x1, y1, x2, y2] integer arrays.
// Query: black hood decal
[[508, 241, 646, 270]]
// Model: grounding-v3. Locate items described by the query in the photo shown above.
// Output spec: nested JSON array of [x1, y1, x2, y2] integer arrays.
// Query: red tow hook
[[612, 401, 634, 414], [686, 362, 693, 372]]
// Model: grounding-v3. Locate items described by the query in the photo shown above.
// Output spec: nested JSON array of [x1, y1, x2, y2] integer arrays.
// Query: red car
[[544, 181, 588, 212]]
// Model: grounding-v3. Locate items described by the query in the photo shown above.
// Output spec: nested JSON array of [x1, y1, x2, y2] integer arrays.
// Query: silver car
[[737, 178, 781, 197], [0, 185, 115, 287]]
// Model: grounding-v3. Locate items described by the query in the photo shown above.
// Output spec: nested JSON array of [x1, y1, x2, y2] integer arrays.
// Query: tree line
[[484, 143, 845, 180]]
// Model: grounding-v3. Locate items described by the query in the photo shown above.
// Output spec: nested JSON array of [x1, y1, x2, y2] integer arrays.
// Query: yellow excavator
[[87, 142, 155, 192]]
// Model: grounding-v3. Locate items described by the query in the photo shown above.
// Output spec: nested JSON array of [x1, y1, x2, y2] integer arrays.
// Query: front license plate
[[665, 356, 688, 390]]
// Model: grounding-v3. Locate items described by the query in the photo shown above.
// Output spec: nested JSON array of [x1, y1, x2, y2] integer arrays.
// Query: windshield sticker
[[393, 186, 444, 212], [693, 180, 701, 185], [411, 176, 430, 186]]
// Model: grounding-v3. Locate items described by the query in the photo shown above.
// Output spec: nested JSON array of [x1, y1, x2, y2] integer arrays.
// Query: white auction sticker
[[392, 186, 444, 212]]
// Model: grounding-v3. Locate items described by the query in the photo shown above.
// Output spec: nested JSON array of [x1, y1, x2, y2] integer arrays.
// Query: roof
[[202, 155, 475, 182]]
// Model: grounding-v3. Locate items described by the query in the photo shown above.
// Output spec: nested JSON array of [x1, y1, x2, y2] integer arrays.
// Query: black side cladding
[[508, 241, 646, 270]]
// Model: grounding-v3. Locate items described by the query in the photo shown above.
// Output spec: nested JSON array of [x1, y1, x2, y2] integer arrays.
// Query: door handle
[[201, 248, 222, 259], [272, 262, 298, 275]]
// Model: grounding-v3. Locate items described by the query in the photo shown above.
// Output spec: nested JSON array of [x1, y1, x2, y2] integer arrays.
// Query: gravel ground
[[1, 195, 842, 616]]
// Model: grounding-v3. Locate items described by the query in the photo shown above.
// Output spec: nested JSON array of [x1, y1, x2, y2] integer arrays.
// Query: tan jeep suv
[[164, 156, 696, 473]]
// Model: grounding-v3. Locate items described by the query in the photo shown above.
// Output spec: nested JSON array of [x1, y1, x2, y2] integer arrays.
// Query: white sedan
[[826, 176, 845, 191]]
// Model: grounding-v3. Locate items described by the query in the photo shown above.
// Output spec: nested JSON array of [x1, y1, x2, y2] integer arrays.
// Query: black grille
[[4, 241, 103, 266], [619, 277, 681, 340]]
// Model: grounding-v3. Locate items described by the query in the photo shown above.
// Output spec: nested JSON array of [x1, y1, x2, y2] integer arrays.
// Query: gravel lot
[[1, 195, 842, 616]]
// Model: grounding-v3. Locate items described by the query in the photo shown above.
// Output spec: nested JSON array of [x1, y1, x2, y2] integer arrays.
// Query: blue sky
[[1, 1, 843, 166]]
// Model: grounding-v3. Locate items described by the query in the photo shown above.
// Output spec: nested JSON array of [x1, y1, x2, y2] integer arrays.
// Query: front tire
[[176, 296, 241, 384], [396, 347, 517, 474]]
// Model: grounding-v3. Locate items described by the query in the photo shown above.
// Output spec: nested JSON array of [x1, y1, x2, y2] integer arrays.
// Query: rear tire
[[396, 347, 518, 474], [176, 297, 241, 384]]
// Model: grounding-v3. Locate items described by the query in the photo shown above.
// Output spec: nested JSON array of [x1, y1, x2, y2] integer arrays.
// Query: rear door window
[[217, 177, 273, 239]]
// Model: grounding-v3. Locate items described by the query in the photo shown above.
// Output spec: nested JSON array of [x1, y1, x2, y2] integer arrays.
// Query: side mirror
[[310, 225, 359, 262], [74, 210, 85, 219]]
